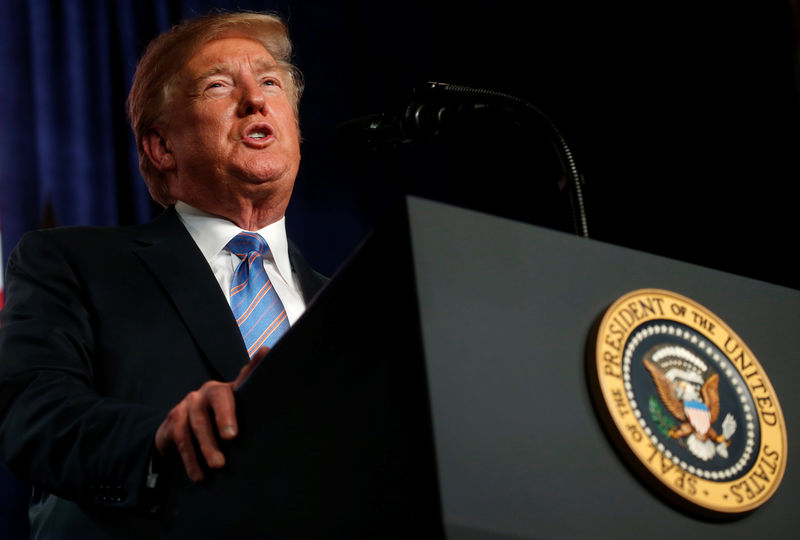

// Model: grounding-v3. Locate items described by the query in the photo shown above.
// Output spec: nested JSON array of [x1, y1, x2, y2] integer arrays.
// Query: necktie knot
[[227, 232, 268, 261]]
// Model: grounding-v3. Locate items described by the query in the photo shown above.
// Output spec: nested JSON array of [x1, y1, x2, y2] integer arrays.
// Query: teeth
[[250, 131, 266, 139]]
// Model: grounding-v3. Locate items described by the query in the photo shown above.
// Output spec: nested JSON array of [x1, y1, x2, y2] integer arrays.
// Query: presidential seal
[[588, 289, 787, 516]]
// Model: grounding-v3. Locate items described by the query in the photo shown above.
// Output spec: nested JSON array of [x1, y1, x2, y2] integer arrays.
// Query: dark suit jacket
[[0, 207, 327, 538]]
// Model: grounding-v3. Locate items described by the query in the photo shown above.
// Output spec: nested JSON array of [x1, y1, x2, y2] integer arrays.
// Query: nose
[[237, 77, 266, 117]]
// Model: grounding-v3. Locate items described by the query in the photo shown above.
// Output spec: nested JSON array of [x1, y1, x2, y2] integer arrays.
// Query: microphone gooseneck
[[418, 82, 589, 239], [335, 81, 589, 238]]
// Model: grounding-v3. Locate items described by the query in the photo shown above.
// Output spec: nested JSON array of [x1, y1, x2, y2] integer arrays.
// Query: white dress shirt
[[174, 201, 306, 325]]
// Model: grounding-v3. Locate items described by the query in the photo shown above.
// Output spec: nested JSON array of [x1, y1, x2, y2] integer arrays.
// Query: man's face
[[162, 37, 301, 216]]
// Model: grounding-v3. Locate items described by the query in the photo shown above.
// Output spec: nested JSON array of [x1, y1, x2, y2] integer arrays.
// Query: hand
[[155, 347, 267, 482]]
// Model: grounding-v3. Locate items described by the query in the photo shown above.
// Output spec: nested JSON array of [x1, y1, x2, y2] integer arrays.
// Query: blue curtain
[[3, 1, 160, 261]]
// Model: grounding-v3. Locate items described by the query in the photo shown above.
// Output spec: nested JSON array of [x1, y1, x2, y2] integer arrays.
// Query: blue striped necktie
[[227, 232, 290, 357]]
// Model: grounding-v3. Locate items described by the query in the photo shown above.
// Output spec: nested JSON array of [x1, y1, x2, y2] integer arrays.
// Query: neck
[[170, 180, 292, 231], [166, 167, 295, 230], [179, 195, 288, 231]]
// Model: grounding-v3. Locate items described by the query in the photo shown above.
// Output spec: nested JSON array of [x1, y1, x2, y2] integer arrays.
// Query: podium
[[163, 197, 799, 539]]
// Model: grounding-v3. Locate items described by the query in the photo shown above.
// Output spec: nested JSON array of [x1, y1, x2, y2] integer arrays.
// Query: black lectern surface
[[164, 197, 799, 539]]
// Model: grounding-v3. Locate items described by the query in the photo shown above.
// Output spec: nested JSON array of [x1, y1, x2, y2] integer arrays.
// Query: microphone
[[334, 82, 517, 152]]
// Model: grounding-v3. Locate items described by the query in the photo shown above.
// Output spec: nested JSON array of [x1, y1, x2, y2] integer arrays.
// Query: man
[[0, 12, 326, 538]]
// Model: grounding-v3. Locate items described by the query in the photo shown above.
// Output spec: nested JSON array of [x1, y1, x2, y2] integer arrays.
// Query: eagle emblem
[[643, 344, 737, 461]]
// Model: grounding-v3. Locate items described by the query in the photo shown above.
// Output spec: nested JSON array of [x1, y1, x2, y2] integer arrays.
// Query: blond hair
[[127, 11, 303, 206]]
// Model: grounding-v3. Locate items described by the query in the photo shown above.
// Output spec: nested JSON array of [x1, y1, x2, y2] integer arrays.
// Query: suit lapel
[[288, 241, 328, 304], [132, 207, 248, 381]]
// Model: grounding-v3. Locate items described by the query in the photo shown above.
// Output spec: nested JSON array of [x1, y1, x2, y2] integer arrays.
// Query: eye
[[200, 79, 235, 98], [204, 81, 228, 93]]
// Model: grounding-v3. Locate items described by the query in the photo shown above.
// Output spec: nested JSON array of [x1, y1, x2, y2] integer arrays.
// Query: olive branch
[[648, 395, 675, 436]]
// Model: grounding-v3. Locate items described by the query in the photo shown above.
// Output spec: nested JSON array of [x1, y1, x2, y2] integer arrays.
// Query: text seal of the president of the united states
[[588, 289, 787, 516]]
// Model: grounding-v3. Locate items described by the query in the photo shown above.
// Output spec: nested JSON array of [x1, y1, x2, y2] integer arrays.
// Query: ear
[[142, 128, 176, 172]]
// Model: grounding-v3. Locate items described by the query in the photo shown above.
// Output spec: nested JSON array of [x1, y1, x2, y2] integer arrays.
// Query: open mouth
[[243, 123, 274, 142]]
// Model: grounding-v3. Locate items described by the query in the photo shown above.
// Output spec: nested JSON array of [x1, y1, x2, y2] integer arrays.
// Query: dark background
[[2, 1, 799, 537]]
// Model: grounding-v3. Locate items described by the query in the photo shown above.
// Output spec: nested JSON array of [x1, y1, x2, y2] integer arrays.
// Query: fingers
[[191, 383, 231, 469], [206, 381, 238, 441], [155, 349, 273, 483], [154, 380, 238, 482], [156, 397, 205, 482]]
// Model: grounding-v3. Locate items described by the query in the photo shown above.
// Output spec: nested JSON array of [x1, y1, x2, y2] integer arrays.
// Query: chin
[[239, 170, 295, 197], [237, 158, 289, 179]]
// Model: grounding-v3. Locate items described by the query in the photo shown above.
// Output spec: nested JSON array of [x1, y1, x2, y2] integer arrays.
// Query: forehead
[[184, 36, 278, 76]]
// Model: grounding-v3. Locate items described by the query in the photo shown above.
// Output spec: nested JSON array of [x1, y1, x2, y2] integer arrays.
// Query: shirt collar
[[175, 201, 293, 281]]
